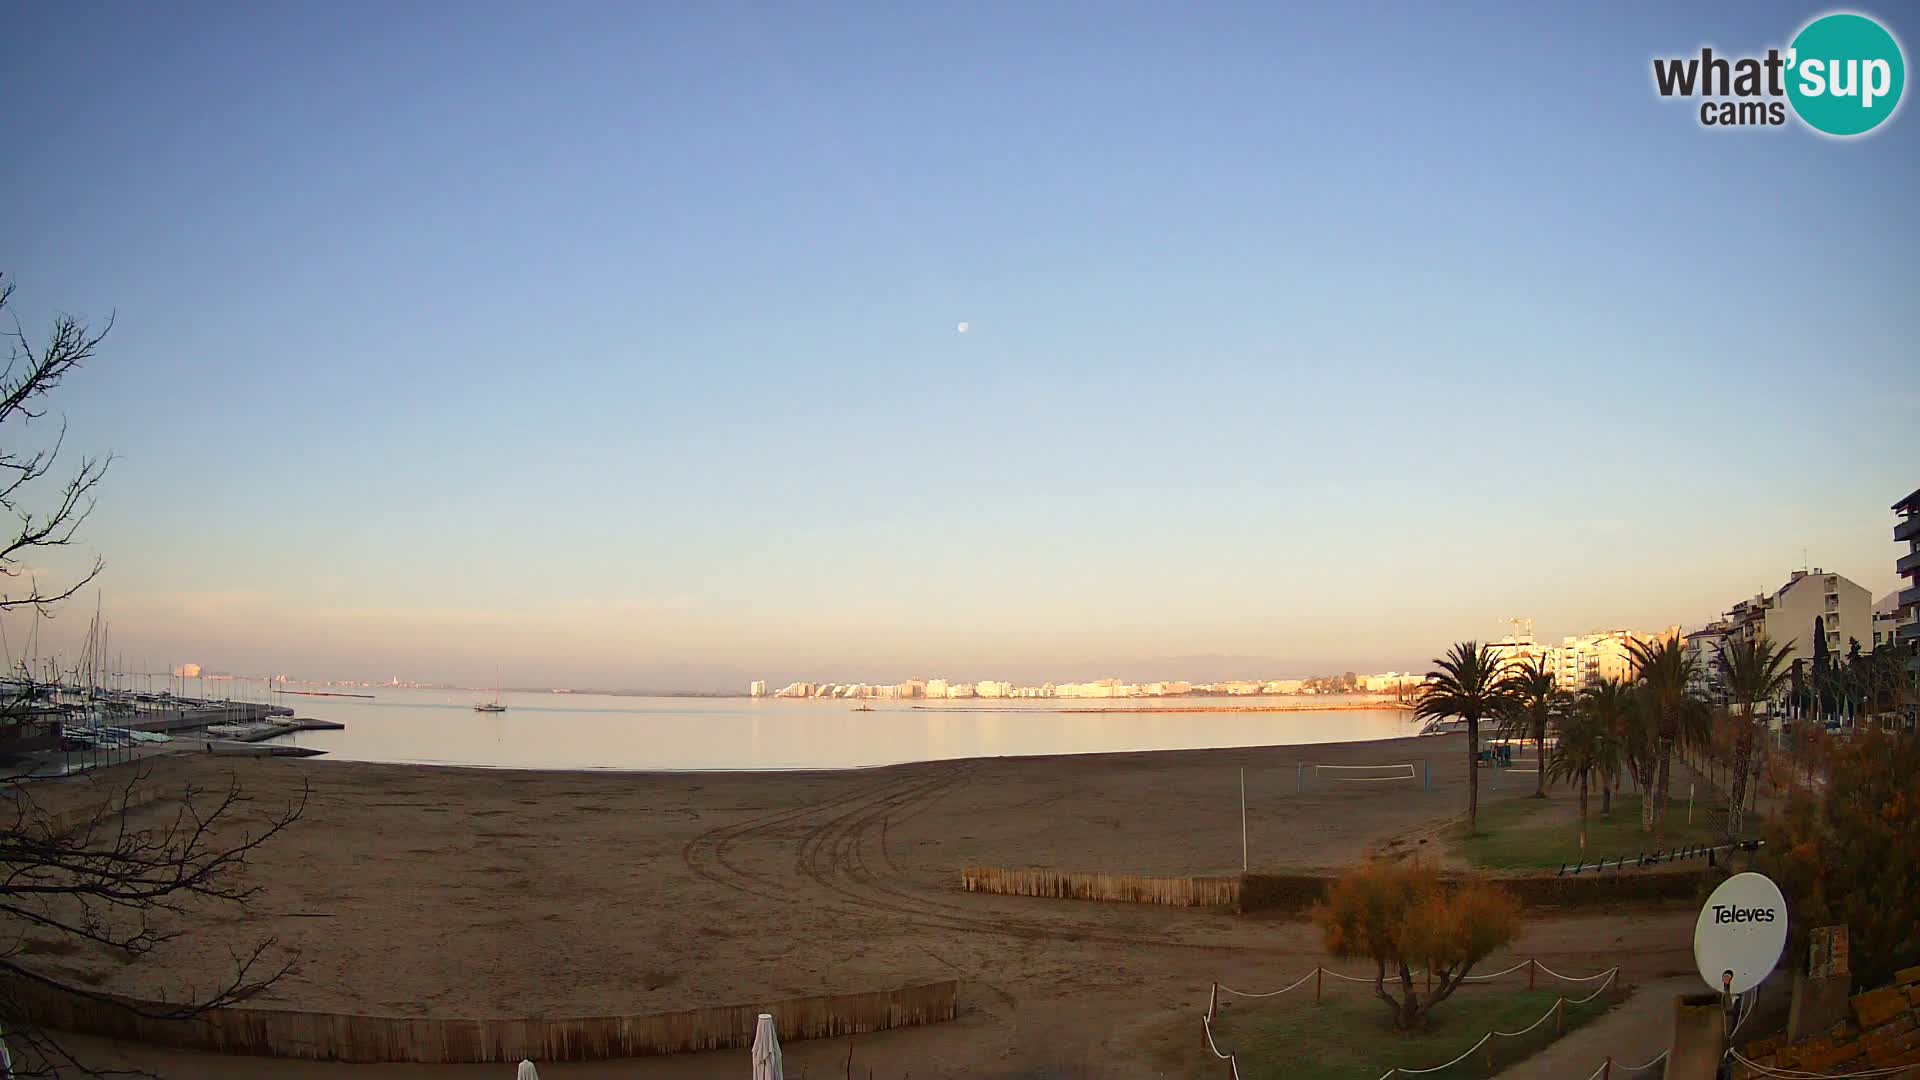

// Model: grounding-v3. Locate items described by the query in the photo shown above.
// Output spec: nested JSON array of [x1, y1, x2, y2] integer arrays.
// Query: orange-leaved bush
[[1314, 860, 1522, 1030]]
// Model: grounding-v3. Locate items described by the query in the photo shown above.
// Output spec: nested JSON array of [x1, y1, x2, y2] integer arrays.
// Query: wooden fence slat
[[8, 977, 958, 1064], [959, 865, 1240, 908]]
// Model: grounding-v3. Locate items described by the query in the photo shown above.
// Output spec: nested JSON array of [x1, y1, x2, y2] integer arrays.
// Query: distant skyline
[[2, 3, 1915, 692]]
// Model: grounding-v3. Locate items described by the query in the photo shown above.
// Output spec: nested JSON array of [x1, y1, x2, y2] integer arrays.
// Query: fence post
[[1487, 1035, 1495, 1073], [1529, 958, 1536, 990], [1603, 1055, 1612, 1079], [1315, 966, 1322, 1004], [1208, 982, 1218, 1022], [1555, 996, 1565, 1035]]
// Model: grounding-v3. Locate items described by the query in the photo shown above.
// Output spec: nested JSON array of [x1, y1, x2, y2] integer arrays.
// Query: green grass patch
[[1452, 793, 1722, 871], [1202, 984, 1623, 1080]]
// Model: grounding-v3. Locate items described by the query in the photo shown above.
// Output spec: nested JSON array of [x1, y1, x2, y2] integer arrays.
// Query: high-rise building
[[925, 678, 949, 699], [1895, 488, 1920, 654], [749, 680, 767, 698]]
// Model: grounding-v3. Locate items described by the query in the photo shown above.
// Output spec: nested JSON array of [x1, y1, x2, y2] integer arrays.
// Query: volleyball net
[[1313, 762, 1419, 783]]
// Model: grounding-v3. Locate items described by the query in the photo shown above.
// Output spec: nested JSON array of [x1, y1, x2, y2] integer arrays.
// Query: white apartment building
[[749, 680, 767, 698], [1360, 673, 1425, 693], [975, 680, 1010, 698], [1872, 598, 1905, 652], [946, 683, 976, 699], [1553, 630, 1679, 692], [1684, 623, 1732, 698], [1486, 636, 1554, 675], [925, 679, 949, 699], [1724, 568, 1872, 665]]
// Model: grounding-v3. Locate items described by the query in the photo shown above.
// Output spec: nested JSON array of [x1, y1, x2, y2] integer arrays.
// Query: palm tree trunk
[[1601, 780, 1612, 817], [1578, 775, 1589, 852], [1653, 736, 1672, 838], [1466, 717, 1480, 833], [1534, 719, 1547, 798], [1727, 716, 1753, 839]]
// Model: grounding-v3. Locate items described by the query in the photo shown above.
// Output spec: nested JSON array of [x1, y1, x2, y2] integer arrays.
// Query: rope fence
[[1216, 958, 1614, 1001], [1727, 1049, 1920, 1078], [1550, 987, 1761, 1080], [1200, 961, 1621, 1080], [1368, 972, 1619, 1080], [1200, 1008, 1243, 1080]]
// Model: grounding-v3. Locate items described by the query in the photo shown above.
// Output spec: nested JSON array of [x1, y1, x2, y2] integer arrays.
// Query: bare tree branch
[[1, 275, 304, 1077], [0, 274, 113, 616]]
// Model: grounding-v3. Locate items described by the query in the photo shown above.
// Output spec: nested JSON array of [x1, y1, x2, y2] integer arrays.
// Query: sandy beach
[[19, 735, 1702, 1078]]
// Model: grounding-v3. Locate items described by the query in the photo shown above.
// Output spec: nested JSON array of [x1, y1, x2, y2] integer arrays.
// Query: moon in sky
[[956, 322, 969, 334]]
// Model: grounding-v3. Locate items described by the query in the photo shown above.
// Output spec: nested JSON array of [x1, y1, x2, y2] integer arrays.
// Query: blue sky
[[2, 2, 1915, 689]]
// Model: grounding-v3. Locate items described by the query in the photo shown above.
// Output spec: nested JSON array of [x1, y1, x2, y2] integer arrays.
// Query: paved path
[[1498, 977, 1691, 1080]]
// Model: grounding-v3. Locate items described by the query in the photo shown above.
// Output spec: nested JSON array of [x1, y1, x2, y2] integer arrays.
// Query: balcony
[[1897, 515, 1920, 544], [1899, 548, 1920, 576], [1901, 585, 1920, 611]]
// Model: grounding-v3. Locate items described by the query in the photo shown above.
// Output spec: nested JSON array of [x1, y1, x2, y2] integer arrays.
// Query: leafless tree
[[1, 276, 306, 1076], [0, 275, 113, 622], [2, 767, 308, 1077]]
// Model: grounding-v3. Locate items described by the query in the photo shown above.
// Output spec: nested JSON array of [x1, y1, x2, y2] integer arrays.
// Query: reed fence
[[960, 864, 1707, 914], [960, 865, 1241, 908], [7, 976, 958, 1063]]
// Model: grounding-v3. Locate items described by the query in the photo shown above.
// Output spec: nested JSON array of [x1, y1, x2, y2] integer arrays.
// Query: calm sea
[[249, 688, 1420, 770]]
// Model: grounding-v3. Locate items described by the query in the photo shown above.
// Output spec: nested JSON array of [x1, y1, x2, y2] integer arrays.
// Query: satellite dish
[[1693, 872, 1788, 995]]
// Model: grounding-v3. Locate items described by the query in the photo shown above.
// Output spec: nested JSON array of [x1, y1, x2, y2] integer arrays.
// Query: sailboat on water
[[474, 676, 507, 713]]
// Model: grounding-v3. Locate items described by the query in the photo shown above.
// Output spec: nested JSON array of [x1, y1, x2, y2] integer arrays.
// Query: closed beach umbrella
[[515, 1061, 539, 1080], [751, 1012, 783, 1080]]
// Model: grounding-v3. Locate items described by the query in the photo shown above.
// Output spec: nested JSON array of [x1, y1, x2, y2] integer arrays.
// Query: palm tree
[[1716, 634, 1794, 840], [1548, 683, 1625, 852], [1416, 641, 1513, 834], [1580, 676, 1641, 820], [1626, 636, 1710, 840], [1497, 654, 1564, 799]]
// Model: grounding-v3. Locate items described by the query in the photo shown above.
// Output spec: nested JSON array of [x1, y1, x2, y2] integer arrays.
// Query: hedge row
[[1238, 866, 1711, 915]]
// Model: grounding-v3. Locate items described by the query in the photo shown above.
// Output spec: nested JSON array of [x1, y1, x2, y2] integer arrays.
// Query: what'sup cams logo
[[1653, 11, 1905, 136]]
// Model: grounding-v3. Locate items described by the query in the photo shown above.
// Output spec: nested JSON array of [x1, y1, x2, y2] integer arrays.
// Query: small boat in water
[[852, 703, 874, 712], [475, 676, 507, 713]]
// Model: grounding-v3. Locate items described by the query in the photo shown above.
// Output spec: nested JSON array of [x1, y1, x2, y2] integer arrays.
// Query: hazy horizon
[[3, 2, 1915, 692]]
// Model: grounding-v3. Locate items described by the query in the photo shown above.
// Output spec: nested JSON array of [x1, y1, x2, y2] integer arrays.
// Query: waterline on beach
[[272, 691, 1423, 771]]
